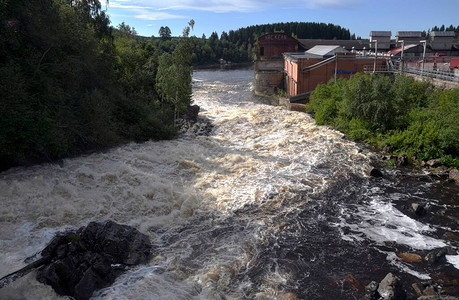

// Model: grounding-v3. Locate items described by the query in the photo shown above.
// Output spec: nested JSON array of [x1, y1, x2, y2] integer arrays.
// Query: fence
[[363, 64, 459, 83]]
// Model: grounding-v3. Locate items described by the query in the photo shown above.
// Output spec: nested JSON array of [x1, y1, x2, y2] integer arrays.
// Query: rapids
[[0, 69, 458, 299]]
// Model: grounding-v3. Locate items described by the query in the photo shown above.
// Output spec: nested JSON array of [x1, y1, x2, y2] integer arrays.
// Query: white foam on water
[[338, 196, 447, 250], [446, 255, 459, 270], [92, 266, 202, 300], [384, 252, 431, 280], [0, 69, 374, 299]]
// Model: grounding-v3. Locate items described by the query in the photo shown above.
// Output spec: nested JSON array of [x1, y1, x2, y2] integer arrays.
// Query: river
[[0, 69, 458, 299]]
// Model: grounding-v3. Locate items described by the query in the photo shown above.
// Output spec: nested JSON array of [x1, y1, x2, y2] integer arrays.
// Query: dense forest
[[0, 0, 192, 171], [306, 74, 459, 167]]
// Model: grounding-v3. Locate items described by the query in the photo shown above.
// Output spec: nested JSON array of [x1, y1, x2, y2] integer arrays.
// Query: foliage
[[0, 0, 190, 170], [307, 73, 459, 167], [159, 26, 172, 40]]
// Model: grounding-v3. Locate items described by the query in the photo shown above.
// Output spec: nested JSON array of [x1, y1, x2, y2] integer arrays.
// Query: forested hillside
[[0, 0, 192, 171]]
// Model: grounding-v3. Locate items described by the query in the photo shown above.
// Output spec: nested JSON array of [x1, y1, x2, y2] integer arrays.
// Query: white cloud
[[135, 10, 188, 20], [108, 0, 360, 17], [108, 1, 187, 20]]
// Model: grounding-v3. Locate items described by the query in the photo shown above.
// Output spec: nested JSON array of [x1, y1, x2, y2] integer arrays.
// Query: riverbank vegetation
[[306, 74, 459, 167], [0, 0, 192, 171]]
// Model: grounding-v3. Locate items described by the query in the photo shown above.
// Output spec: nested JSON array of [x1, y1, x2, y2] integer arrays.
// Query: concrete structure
[[395, 31, 424, 43], [370, 31, 391, 50], [431, 31, 456, 52], [254, 33, 299, 95]]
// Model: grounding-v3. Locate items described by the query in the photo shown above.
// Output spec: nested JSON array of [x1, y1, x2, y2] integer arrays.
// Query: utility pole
[[334, 54, 338, 82], [399, 40, 405, 74], [420, 40, 427, 76], [372, 40, 378, 73]]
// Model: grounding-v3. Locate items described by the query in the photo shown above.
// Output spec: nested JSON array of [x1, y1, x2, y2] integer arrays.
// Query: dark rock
[[424, 248, 448, 264], [426, 159, 442, 168], [36, 220, 153, 300], [411, 203, 427, 216], [412, 282, 423, 296], [449, 169, 459, 183], [377, 273, 406, 300], [428, 169, 450, 180], [369, 168, 383, 178], [396, 156, 408, 166], [422, 285, 437, 296], [181, 104, 200, 123], [365, 281, 379, 300], [418, 296, 459, 300]]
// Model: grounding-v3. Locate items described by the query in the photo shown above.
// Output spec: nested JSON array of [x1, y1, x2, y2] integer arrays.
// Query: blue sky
[[106, 0, 459, 39]]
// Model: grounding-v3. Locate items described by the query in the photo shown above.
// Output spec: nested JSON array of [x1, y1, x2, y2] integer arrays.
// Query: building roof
[[396, 31, 423, 38], [283, 52, 322, 60], [298, 39, 369, 51], [306, 45, 348, 57], [431, 31, 455, 37], [370, 31, 391, 37]]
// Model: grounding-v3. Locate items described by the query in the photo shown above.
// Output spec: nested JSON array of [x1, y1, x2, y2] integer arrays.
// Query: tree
[[159, 26, 171, 40], [118, 22, 137, 37], [156, 22, 193, 123]]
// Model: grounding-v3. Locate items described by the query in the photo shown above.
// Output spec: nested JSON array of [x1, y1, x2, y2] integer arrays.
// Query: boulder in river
[[411, 203, 427, 216], [36, 220, 153, 300], [449, 169, 459, 183], [377, 273, 406, 300], [424, 248, 448, 265], [396, 252, 423, 263], [368, 167, 383, 178], [364, 281, 379, 300]]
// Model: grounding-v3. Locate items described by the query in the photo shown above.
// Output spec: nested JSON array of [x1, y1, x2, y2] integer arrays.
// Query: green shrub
[[307, 79, 345, 125], [307, 72, 458, 166]]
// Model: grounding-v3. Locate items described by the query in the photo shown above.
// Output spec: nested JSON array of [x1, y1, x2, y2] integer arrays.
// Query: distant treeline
[[228, 22, 353, 42], [0, 0, 192, 171], [152, 22, 353, 65]]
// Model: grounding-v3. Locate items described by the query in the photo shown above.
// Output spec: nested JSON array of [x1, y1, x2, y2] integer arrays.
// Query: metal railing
[[363, 64, 459, 83], [402, 67, 459, 82], [363, 65, 390, 73]]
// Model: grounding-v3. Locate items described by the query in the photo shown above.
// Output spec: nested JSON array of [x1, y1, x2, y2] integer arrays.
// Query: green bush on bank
[[306, 74, 459, 167]]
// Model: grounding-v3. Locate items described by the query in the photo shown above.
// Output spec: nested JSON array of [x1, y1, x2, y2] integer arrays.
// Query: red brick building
[[258, 33, 298, 58], [284, 46, 387, 98]]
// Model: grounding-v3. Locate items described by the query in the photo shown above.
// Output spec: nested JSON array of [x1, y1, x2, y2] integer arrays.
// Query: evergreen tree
[[159, 26, 172, 40]]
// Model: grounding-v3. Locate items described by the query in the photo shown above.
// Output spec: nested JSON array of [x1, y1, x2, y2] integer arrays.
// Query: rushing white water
[[0, 69, 456, 299]]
